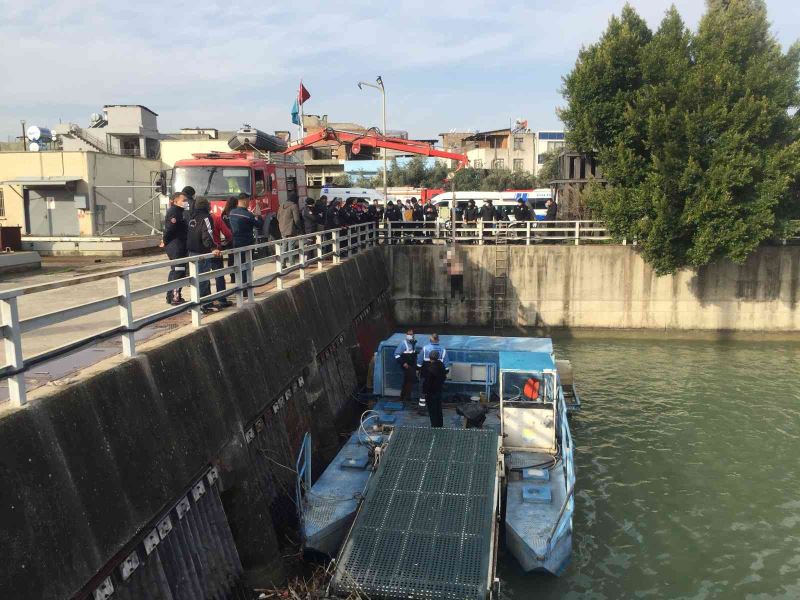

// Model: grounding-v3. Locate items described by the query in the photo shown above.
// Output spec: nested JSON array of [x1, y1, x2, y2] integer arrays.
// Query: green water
[[500, 336, 800, 600]]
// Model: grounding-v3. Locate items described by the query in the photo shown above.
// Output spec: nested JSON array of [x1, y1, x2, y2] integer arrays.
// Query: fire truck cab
[[172, 151, 307, 239]]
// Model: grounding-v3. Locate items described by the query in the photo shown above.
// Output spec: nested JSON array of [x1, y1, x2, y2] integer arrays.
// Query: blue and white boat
[[296, 334, 577, 595]]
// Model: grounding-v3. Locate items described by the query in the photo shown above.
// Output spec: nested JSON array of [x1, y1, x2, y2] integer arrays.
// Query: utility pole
[[20, 120, 27, 151], [358, 76, 387, 200]]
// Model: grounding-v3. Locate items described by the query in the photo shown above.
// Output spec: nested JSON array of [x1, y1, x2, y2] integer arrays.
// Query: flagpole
[[299, 80, 304, 141]]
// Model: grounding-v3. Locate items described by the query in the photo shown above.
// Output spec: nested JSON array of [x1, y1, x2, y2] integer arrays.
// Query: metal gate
[[84, 468, 251, 600], [25, 188, 81, 236]]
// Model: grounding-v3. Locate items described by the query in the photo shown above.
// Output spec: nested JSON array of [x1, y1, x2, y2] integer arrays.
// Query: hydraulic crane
[[283, 127, 469, 171]]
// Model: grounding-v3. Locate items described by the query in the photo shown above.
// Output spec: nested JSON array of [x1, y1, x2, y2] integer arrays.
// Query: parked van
[[320, 187, 385, 204], [429, 189, 553, 222]]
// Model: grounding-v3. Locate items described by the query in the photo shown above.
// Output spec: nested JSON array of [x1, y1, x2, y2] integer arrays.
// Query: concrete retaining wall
[[0, 249, 393, 599], [387, 245, 800, 331]]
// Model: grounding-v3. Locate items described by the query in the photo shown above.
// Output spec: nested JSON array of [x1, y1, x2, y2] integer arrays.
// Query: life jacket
[[523, 377, 540, 401]]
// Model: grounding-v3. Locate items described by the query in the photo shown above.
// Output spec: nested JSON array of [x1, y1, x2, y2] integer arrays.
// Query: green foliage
[[331, 172, 352, 187], [560, 0, 800, 274], [537, 151, 560, 184]]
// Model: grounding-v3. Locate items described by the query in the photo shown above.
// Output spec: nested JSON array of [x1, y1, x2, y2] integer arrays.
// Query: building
[[439, 128, 566, 176], [548, 150, 605, 218], [0, 151, 163, 238], [55, 105, 161, 159], [534, 131, 566, 174], [159, 128, 237, 168]]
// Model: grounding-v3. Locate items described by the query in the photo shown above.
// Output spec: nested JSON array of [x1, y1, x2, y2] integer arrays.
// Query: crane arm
[[283, 128, 469, 170]]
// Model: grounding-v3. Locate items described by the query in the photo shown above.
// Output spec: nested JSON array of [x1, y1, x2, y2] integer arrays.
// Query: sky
[[1, 0, 798, 142]]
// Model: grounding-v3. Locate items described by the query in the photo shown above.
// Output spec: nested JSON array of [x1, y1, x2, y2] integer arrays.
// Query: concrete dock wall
[[387, 245, 800, 331], [0, 249, 393, 599]]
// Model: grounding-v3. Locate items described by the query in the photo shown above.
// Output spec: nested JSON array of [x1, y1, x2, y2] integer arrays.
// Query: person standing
[[181, 186, 197, 217], [315, 195, 328, 229], [393, 329, 419, 403], [210, 202, 233, 308], [186, 198, 221, 314], [544, 198, 558, 239], [423, 200, 437, 243], [228, 193, 264, 296], [301, 197, 318, 234], [222, 196, 238, 283], [160, 192, 189, 305], [278, 194, 302, 267], [324, 198, 340, 230], [421, 351, 448, 427], [480, 199, 497, 242], [417, 333, 451, 409], [513, 198, 532, 222]]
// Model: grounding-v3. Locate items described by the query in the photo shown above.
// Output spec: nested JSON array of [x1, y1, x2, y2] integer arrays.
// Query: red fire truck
[[172, 151, 307, 239]]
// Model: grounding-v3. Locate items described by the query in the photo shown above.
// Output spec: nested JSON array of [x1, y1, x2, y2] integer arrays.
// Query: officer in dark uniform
[[393, 329, 419, 403]]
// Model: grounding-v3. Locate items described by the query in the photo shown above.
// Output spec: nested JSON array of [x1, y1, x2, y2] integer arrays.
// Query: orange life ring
[[523, 377, 540, 401]]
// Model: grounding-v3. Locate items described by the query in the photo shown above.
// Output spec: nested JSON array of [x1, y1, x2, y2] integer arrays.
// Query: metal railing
[[379, 220, 611, 245], [0, 223, 377, 408]]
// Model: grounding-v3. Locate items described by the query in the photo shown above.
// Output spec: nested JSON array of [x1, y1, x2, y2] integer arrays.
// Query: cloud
[[0, 0, 797, 140]]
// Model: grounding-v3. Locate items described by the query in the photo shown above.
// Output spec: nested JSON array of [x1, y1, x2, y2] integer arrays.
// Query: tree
[[560, 1, 800, 274], [537, 151, 560, 185], [331, 172, 352, 187]]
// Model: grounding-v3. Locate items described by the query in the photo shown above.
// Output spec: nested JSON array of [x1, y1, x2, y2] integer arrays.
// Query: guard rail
[[0, 223, 377, 407]]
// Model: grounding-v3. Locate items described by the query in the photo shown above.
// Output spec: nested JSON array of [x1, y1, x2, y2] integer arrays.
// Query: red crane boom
[[283, 128, 468, 170]]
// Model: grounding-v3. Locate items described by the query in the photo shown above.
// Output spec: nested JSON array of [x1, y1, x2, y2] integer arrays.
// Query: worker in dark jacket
[[544, 199, 558, 221], [513, 198, 532, 222], [324, 198, 341, 229], [186, 198, 221, 314], [160, 192, 189, 305], [228, 193, 263, 296], [384, 201, 402, 222], [393, 329, 419, 403], [301, 197, 318, 234], [182, 186, 197, 217], [315, 196, 328, 229], [464, 199, 479, 223], [421, 350, 448, 427], [480, 199, 497, 222]]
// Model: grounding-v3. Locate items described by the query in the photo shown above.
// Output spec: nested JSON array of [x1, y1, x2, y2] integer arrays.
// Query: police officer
[[417, 333, 451, 408], [394, 329, 419, 403], [421, 350, 448, 427], [513, 198, 532, 222], [160, 192, 189, 305]]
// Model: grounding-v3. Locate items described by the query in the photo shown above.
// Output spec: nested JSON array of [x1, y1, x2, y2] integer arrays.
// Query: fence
[[380, 219, 612, 245], [0, 223, 377, 408]]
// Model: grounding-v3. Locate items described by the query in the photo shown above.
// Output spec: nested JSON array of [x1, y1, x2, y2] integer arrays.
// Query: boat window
[[502, 371, 550, 402]]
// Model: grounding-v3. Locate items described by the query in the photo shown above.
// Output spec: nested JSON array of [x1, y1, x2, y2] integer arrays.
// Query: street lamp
[[357, 76, 387, 200]]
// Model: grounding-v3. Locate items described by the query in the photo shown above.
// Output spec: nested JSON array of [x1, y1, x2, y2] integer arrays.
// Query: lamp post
[[357, 76, 387, 200]]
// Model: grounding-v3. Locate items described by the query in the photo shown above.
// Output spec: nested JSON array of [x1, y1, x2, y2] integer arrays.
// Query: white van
[[320, 187, 385, 204], [429, 189, 553, 222]]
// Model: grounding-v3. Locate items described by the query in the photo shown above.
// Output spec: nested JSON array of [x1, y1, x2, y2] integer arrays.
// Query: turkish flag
[[298, 82, 311, 105]]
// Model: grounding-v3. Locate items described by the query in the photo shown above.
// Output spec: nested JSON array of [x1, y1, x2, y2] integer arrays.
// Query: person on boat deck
[[394, 329, 419, 402], [417, 333, 451, 408], [421, 350, 447, 428]]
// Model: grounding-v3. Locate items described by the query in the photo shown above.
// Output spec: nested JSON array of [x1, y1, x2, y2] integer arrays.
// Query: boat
[[295, 334, 577, 597]]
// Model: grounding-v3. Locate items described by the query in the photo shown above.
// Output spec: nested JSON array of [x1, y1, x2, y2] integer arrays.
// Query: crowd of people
[[161, 190, 560, 312]]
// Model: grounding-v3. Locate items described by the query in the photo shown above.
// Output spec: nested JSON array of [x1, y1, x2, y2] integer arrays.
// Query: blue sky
[[1, 0, 798, 142]]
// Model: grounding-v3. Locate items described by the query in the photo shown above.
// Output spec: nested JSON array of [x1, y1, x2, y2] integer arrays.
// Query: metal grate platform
[[331, 427, 499, 600]]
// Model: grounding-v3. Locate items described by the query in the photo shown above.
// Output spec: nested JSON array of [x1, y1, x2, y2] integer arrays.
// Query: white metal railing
[[378, 220, 611, 245], [0, 223, 378, 408]]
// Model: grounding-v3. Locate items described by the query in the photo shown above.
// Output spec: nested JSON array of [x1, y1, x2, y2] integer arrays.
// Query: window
[[538, 154, 546, 164], [513, 136, 524, 151], [492, 159, 504, 169], [0, 188, 4, 217], [254, 170, 267, 196], [539, 131, 565, 141], [547, 141, 565, 153], [473, 159, 483, 169], [513, 159, 524, 171]]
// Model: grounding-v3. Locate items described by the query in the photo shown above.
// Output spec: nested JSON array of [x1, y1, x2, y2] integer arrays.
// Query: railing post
[[316, 234, 324, 270], [299, 236, 306, 280], [245, 249, 255, 301], [333, 230, 341, 264], [387, 221, 393, 245], [574, 221, 580, 246], [275, 240, 284, 290], [526, 221, 531, 246], [189, 258, 201, 327], [1, 296, 26, 407], [233, 251, 245, 307], [478, 220, 484, 246], [116, 273, 136, 357]]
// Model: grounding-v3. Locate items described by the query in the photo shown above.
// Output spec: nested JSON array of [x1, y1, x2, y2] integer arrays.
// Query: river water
[[500, 335, 800, 600]]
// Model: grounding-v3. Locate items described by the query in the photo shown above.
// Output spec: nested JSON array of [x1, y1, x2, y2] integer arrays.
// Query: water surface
[[500, 336, 800, 599]]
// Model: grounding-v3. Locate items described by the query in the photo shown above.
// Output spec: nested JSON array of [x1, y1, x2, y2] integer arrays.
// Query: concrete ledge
[[0, 251, 41, 273], [22, 235, 161, 257]]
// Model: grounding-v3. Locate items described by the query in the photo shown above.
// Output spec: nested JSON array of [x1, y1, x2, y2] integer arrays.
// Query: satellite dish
[[90, 112, 102, 124], [29, 142, 41, 152]]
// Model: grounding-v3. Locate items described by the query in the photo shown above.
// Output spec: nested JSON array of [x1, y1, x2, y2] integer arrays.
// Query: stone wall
[[387, 245, 800, 331], [0, 249, 393, 599]]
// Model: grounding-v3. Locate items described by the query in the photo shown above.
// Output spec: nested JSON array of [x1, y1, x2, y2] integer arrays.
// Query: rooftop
[[102, 104, 158, 116]]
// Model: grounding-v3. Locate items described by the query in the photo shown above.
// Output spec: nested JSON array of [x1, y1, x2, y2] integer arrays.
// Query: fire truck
[[172, 150, 306, 239]]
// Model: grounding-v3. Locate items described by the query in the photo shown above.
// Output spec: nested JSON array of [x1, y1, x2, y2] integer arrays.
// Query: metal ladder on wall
[[493, 223, 510, 331]]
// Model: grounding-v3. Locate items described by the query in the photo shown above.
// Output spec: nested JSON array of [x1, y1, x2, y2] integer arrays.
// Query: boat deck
[[330, 427, 500, 600]]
